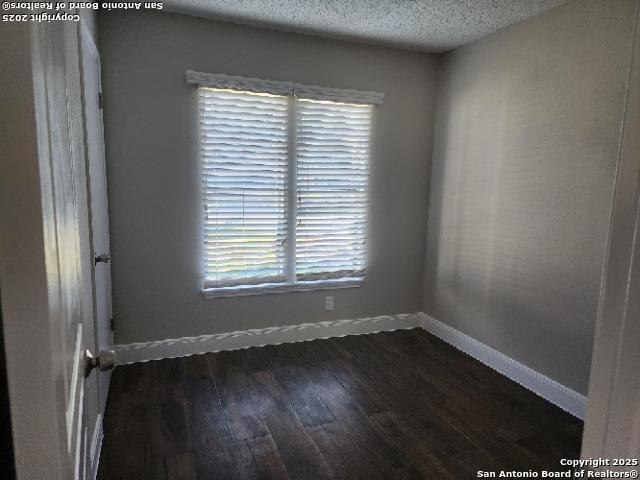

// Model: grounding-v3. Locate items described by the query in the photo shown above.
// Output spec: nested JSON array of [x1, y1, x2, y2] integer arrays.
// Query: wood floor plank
[[251, 370, 333, 479], [149, 360, 192, 460], [350, 347, 447, 415], [304, 363, 426, 480], [100, 329, 584, 480], [440, 447, 506, 478], [325, 358, 391, 416], [368, 411, 468, 479], [180, 356, 239, 479], [272, 365, 335, 427], [209, 349, 251, 376], [306, 421, 385, 480], [165, 452, 196, 480], [233, 436, 290, 480], [280, 341, 324, 364], [304, 338, 343, 363], [345, 340, 558, 471], [102, 362, 154, 437], [244, 345, 279, 372], [99, 402, 165, 480], [369, 410, 477, 465], [208, 351, 269, 442]]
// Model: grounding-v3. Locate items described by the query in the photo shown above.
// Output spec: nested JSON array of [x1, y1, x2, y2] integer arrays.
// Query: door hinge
[[110, 318, 115, 331], [98, 92, 104, 109], [94, 253, 111, 265]]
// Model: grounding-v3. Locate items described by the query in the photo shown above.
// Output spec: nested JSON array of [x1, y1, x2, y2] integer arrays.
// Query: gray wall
[[424, 0, 638, 394], [98, 11, 437, 344]]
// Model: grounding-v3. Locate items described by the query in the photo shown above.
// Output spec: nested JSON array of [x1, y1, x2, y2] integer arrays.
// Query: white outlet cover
[[325, 296, 334, 311]]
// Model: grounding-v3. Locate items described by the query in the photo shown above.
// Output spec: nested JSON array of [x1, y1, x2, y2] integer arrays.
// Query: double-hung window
[[187, 71, 383, 295]]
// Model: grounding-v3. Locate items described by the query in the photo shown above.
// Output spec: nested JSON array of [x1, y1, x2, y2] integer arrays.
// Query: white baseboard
[[115, 312, 423, 364], [419, 313, 587, 419], [114, 311, 586, 419], [89, 413, 103, 480]]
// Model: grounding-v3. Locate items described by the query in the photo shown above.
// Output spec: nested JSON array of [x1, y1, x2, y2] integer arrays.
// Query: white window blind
[[296, 99, 371, 281], [193, 72, 380, 292], [200, 88, 289, 288]]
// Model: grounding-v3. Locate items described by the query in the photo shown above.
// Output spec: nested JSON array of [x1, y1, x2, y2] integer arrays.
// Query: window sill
[[202, 277, 364, 299]]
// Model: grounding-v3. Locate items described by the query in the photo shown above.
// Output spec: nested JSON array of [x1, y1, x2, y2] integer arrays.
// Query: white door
[[0, 18, 110, 480], [35, 19, 96, 480], [80, 20, 115, 423]]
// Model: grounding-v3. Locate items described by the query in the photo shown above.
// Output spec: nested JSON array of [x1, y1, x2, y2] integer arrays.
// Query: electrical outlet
[[325, 295, 334, 311]]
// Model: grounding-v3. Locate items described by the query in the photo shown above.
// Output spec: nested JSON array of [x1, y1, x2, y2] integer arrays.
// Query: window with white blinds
[[200, 88, 288, 287], [195, 76, 377, 291], [296, 99, 371, 281]]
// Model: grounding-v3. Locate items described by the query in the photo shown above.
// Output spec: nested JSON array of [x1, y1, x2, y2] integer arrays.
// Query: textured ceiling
[[163, 0, 570, 52]]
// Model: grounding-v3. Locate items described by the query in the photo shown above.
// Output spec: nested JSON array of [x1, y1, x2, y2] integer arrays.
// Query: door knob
[[85, 349, 116, 376], [94, 254, 110, 265]]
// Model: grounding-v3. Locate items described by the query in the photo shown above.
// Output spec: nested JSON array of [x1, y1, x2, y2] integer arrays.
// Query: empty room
[[1, 0, 639, 478]]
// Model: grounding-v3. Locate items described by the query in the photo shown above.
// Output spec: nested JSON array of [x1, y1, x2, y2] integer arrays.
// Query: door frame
[[582, 1, 640, 461]]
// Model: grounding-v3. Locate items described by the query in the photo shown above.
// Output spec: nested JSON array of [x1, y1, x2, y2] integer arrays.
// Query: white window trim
[[201, 277, 364, 299]]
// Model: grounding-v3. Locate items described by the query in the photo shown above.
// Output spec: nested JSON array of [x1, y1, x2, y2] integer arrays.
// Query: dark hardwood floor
[[99, 328, 583, 479]]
